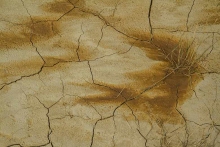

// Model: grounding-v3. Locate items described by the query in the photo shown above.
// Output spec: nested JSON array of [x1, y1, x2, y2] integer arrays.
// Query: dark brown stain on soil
[[74, 33, 203, 124], [41, 0, 86, 14]]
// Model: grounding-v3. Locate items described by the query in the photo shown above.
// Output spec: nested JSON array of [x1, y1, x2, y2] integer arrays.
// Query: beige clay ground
[[0, 0, 220, 147]]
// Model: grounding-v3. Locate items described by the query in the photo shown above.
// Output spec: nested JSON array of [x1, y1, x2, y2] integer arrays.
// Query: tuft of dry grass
[[151, 34, 215, 77]]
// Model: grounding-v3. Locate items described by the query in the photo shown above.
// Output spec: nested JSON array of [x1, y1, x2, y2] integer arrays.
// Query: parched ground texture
[[0, 0, 220, 147]]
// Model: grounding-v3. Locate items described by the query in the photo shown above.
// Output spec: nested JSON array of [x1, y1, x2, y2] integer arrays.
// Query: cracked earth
[[0, 0, 220, 147]]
